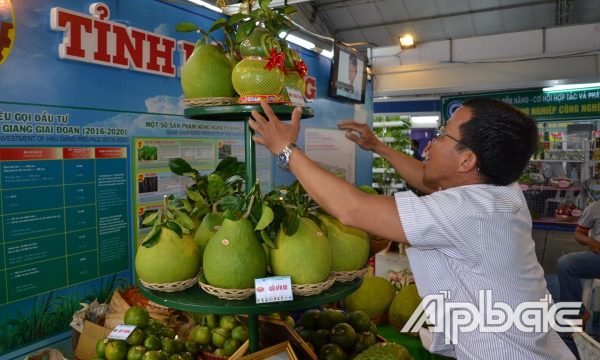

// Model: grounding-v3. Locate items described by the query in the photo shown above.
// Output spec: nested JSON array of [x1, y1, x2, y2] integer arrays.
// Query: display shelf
[[184, 104, 314, 121], [522, 185, 582, 191], [532, 217, 578, 225], [138, 279, 362, 353]]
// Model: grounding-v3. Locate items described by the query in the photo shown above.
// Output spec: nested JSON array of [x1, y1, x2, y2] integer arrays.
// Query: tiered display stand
[[138, 104, 363, 354]]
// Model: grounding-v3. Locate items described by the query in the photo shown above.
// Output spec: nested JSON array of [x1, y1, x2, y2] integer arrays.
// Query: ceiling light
[[280, 32, 315, 50], [187, 0, 222, 13], [399, 35, 415, 49], [410, 116, 439, 125], [543, 83, 600, 92]]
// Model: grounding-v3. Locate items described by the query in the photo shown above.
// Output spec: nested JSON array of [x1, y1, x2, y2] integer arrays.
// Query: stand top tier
[[184, 105, 314, 121]]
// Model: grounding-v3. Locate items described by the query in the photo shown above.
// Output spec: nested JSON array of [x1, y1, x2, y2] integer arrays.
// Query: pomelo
[[232, 58, 284, 96], [202, 218, 267, 289], [240, 28, 280, 58], [270, 217, 333, 284], [193, 212, 224, 265], [135, 229, 201, 284], [320, 216, 369, 271], [181, 44, 236, 99]]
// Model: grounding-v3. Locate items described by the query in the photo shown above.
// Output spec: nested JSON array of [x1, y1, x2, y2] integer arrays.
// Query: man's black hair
[[412, 139, 420, 147], [458, 98, 539, 186], [349, 53, 357, 66]]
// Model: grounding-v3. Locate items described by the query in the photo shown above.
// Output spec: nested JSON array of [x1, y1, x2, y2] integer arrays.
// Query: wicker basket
[[330, 267, 369, 282], [139, 272, 200, 293], [183, 97, 236, 107], [369, 235, 391, 256], [199, 351, 229, 360], [199, 282, 255, 300], [292, 275, 336, 296]]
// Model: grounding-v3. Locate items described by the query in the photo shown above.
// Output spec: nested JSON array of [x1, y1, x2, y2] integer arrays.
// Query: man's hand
[[248, 100, 302, 155], [588, 238, 600, 255], [337, 121, 381, 152]]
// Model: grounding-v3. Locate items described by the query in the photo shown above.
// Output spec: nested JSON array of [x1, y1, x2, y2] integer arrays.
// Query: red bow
[[294, 60, 308, 77], [264, 48, 285, 71]]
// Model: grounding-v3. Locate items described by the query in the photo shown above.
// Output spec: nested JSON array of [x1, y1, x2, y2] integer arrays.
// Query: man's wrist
[[277, 143, 300, 172]]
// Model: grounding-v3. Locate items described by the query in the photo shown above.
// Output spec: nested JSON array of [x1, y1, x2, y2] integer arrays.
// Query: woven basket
[[139, 272, 200, 293], [183, 97, 236, 107], [292, 275, 336, 296], [199, 282, 255, 300], [200, 351, 229, 360], [330, 267, 368, 282]]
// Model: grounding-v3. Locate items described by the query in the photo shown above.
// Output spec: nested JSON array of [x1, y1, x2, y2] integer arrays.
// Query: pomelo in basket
[[320, 215, 369, 271], [193, 212, 224, 265], [202, 218, 267, 289], [135, 229, 201, 284], [270, 217, 333, 284], [181, 44, 236, 99]]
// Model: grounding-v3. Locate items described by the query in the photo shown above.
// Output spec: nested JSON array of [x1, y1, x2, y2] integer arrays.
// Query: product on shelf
[[388, 283, 422, 337], [345, 274, 396, 324]]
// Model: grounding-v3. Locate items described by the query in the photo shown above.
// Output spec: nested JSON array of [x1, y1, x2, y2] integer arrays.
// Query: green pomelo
[[203, 218, 267, 289], [389, 283, 422, 337], [232, 58, 284, 95], [345, 276, 396, 321], [270, 217, 333, 284], [193, 212, 224, 265], [135, 229, 201, 284], [281, 72, 306, 100], [321, 216, 369, 271], [240, 28, 280, 58], [181, 44, 236, 99]]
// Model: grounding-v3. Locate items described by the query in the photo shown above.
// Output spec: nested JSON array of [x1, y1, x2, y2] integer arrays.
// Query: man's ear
[[458, 152, 478, 173]]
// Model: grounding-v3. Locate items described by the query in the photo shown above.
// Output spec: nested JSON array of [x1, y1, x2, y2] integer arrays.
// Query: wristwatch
[[277, 143, 300, 172]]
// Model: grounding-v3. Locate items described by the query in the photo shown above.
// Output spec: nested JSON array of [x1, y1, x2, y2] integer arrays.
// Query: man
[[249, 97, 575, 359], [557, 200, 600, 331], [411, 139, 423, 161], [347, 53, 358, 92]]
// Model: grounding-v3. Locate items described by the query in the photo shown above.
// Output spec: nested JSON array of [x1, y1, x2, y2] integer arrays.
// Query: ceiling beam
[[332, 0, 559, 33]]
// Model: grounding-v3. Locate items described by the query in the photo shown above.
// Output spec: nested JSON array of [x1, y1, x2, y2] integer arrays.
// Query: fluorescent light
[[410, 116, 439, 124], [543, 83, 600, 92], [188, 0, 222, 13], [320, 49, 333, 58], [280, 32, 315, 50]]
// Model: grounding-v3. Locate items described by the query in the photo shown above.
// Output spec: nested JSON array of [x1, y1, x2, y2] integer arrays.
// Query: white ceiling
[[290, 0, 600, 51]]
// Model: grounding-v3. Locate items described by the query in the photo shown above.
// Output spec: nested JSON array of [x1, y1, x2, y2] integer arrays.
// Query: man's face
[[423, 106, 473, 188], [348, 60, 357, 84]]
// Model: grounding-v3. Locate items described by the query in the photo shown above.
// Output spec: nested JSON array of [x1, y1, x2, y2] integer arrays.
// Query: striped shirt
[[395, 183, 575, 359]]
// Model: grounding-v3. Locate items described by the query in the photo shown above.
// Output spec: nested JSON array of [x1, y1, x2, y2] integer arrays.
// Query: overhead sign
[[441, 88, 600, 123]]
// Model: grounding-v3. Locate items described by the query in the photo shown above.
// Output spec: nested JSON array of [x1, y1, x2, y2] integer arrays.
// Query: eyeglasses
[[434, 126, 473, 152]]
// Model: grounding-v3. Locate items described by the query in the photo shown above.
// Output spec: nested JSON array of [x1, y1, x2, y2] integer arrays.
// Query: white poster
[[304, 127, 355, 184]]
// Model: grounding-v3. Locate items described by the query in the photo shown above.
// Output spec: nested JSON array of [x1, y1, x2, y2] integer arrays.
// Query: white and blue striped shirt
[[396, 182, 575, 359]]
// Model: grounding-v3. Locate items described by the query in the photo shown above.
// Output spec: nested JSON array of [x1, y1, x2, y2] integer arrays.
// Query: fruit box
[[375, 249, 413, 292], [74, 320, 112, 360]]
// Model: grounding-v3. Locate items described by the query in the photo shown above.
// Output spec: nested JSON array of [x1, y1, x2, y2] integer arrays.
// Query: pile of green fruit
[[187, 313, 249, 357], [93, 306, 198, 360], [294, 308, 410, 360]]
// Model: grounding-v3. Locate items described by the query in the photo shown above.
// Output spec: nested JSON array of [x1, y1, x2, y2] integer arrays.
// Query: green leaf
[[186, 189, 204, 202], [255, 205, 274, 231], [169, 158, 195, 175], [283, 6, 297, 15], [225, 175, 244, 187], [207, 174, 226, 200], [221, 195, 245, 211], [260, 229, 276, 248], [296, 206, 305, 217], [223, 209, 242, 221], [175, 211, 195, 230], [282, 212, 299, 236], [165, 221, 183, 238], [142, 211, 160, 226], [175, 22, 200, 33], [216, 156, 238, 172], [234, 21, 256, 44], [229, 13, 250, 25], [209, 18, 227, 33], [141, 226, 162, 248], [259, 0, 271, 12]]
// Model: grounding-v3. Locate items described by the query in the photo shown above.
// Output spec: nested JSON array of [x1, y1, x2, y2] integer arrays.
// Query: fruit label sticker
[[572, 209, 583, 217], [317, 232, 323, 237], [285, 86, 306, 107], [558, 180, 570, 188], [222, 239, 229, 245], [519, 184, 529, 191], [254, 276, 293, 304], [107, 324, 138, 341], [214, 226, 220, 230]]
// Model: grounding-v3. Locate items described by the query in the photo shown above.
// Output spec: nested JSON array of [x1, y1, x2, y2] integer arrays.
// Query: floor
[[535, 226, 597, 359]]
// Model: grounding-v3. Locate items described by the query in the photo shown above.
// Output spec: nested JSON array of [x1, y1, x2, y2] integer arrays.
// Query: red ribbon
[[294, 60, 308, 77], [264, 48, 285, 71]]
